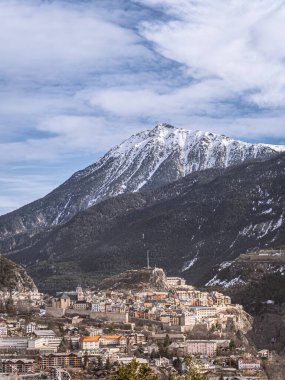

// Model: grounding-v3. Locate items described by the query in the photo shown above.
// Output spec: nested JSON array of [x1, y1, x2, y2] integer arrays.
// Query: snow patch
[[182, 257, 198, 272], [205, 275, 246, 288]]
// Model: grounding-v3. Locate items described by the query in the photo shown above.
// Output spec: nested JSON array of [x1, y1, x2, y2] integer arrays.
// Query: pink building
[[186, 340, 217, 356]]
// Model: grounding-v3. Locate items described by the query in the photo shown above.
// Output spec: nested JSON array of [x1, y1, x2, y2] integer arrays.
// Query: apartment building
[[1, 359, 35, 374], [38, 353, 82, 369], [80, 335, 127, 351]]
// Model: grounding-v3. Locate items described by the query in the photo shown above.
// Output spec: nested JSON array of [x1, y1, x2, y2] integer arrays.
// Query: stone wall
[[90, 312, 128, 322]]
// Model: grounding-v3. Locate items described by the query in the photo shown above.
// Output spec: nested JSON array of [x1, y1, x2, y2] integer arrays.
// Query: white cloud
[[88, 78, 233, 119], [134, 0, 285, 108], [0, 1, 146, 79], [0, 115, 144, 164]]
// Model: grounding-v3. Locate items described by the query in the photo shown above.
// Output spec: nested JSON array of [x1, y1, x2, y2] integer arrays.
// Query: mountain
[[0, 123, 284, 250], [5, 153, 285, 292], [0, 255, 37, 294], [205, 248, 285, 304]]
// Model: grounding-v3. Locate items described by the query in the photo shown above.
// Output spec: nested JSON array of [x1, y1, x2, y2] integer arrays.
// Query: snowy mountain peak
[[0, 124, 284, 240], [103, 124, 285, 184]]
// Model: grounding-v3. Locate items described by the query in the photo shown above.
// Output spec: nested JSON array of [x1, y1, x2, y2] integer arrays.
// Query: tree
[[58, 337, 69, 353], [68, 338, 74, 350], [96, 355, 103, 370], [110, 359, 158, 380], [150, 349, 159, 360], [0, 300, 5, 313], [164, 334, 170, 346], [229, 339, 236, 351], [83, 351, 89, 370], [170, 374, 181, 380], [173, 357, 183, 375], [105, 357, 112, 371], [5, 297, 15, 314], [183, 355, 208, 380]]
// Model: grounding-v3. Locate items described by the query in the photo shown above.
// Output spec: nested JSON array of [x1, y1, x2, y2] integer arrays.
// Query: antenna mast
[[142, 233, 150, 269], [147, 250, 150, 269]]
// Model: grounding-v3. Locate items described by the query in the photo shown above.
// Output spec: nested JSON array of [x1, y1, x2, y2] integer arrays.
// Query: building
[[28, 337, 62, 353], [80, 335, 127, 351], [186, 340, 217, 356], [51, 293, 71, 309], [38, 353, 82, 369], [0, 337, 28, 349], [1, 359, 35, 374], [192, 307, 217, 318], [154, 357, 170, 367], [0, 325, 8, 336], [166, 277, 186, 287], [238, 357, 261, 370], [33, 329, 56, 338], [73, 301, 90, 310], [258, 349, 271, 359], [180, 314, 196, 326], [86, 327, 103, 336], [26, 322, 36, 334], [76, 286, 85, 301], [80, 336, 100, 350], [91, 303, 101, 312], [150, 333, 186, 343]]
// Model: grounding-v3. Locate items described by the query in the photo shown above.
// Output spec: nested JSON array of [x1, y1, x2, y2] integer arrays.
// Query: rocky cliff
[[0, 255, 38, 294], [99, 267, 169, 291]]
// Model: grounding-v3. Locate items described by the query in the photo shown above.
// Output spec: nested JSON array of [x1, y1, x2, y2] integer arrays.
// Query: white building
[[238, 358, 261, 370], [86, 327, 103, 336], [166, 277, 186, 287], [28, 337, 62, 352], [154, 357, 170, 367], [0, 325, 8, 336], [0, 337, 28, 349], [80, 335, 127, 351], [34, 330, 56, 338], [26, 322, 36, 334], [192, 307, 217, 318]]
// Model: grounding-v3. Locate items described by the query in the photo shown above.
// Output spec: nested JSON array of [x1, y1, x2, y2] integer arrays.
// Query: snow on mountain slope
[[0, 123, 284, 244]]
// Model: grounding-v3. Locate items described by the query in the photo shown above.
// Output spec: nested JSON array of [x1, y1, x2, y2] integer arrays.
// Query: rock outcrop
[[99, 267, 169, 292], [0, 255, 38, 295]]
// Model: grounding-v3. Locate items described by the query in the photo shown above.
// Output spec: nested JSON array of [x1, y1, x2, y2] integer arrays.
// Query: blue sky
[[1, 0, 285, 215]]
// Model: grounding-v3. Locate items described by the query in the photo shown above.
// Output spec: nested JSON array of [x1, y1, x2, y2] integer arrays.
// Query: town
[[0, 267, 270, 380]]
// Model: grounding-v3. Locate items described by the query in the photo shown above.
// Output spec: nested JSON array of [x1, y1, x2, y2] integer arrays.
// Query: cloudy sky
[[1, 0, 285, 215]]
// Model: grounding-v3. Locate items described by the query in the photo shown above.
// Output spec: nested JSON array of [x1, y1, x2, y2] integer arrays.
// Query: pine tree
[[229, 339, 236, 351], [83, 351, 89, 370], [110, 359, 158, 380], [163, 334, 171, 347], [97, 355, 103, 370], [173, 357, 182, 375], [5, 297, 14, 314], [105, 357, 112, 371], [183, 355, 208, 380]]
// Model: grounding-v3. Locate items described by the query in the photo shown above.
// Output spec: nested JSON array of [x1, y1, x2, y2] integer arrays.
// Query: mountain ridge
[[0, 123, 284, 250], [5, 152, 285, 292]]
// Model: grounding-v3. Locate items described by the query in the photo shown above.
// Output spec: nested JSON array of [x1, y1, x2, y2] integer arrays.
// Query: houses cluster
[[0, 315, 269, 380], [46, 278, 239, 335], [0, 288, 41, 303], [128, 284, 234, 332], [0, 276, 270, 379]]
